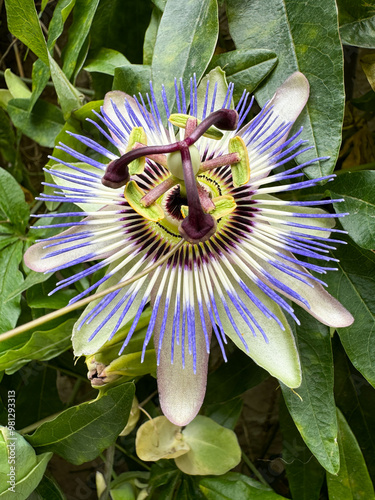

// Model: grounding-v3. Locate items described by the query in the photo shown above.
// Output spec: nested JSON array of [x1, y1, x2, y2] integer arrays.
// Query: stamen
[[200, 152, 240, 172]]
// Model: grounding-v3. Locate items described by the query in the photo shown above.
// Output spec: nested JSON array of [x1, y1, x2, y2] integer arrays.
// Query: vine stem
[[0, 240, 184, 342]]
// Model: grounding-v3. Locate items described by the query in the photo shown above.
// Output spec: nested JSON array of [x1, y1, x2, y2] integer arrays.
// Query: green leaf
[[48, 55, 83, 119], [7, 98, 64, 148], [151, 0, 219, 114], [84, 48, 130, 76], [0, 318, 75, 374], [0, 241, 24, 334], [4, 0, 49, 65], [113, 64, 152, 96], [327, 409, 375, 500], [322, 235, 375, 387], [61, 0, 100, 80], [30, 0, 76, 110], [281, 307, 339, 474], [6, 271, 53, 302], [279, 399, 325, 500], [337, 0, 375, 48], [329, 171, 375, 249], [0, 167, 29, 233], [204, 398, 243, 430], [28, 474, 66, 500], [226, 0, 344, 178], [149, 461, 182, 499], [0, 108, 16, 165], [334, 337, 375, 479], [207, 49, 278, 101], [26, 383, 135, 464], [143, 7, 162, 65], [174, 416, 241, 475], [90, 0, 152, 63], [199, 472, 288, 499], [14, 367, 64, 429], [205, 349, 267, 404], [26, 280, 76, 309], [0, 427, 52, 498], [4, 69, 32, 99]]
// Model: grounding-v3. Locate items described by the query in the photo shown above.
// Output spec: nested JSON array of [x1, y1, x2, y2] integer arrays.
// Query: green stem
[[99, 444, 116, 500], [0, 239, 184, 342], [241, 451, 269, 487], [115, 443, 151, 471]]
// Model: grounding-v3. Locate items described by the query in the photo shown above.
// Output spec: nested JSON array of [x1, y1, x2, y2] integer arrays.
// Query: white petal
[[24, 212, 125, 273], [213, 274, 301, 388], [154, 285, 211, 427], [72, 262, 149, 356], [252, 252, 354, 328]]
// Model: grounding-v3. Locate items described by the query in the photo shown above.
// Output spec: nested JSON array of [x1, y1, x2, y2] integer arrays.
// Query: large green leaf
[[151, 0, 218, 114], [90, 0, 152, 63], [334, 337, 375, 479], [143, 6, 162, 65], [326, 409, 375, 500], [61, 0, 100, 80], [199, 472, 288, 499], [337, 0, 375, 48], [226, 0, 344, 178], [0, 318, 75, 374], [329, 171, 375, 249], [0, 167, 29, 233], [0, 241, 24, 334], [207, 49, 278, 101], [322, 235, 375, 387], [7, 98, 64, 148], [26, 383, 135, 464], [281, 307, 339, 474], [280, 400, 324, 500], [4, 0, 49, 65], [113, 65, 152, 97]]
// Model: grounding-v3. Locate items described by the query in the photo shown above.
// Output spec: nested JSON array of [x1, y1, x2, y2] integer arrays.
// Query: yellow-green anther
[[180, 205, 189, 219], [228, 136, 250, 187], [169, 113, 223, 140], [167, 145, 201, 179], [126, 127, 147, 175], [181, 195, 236, 220], [210, 195, 237, 219], [125, 180, 164, 221]]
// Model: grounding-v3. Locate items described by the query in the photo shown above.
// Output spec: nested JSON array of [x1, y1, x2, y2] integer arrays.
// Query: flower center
[[102, 108, 241, 244]]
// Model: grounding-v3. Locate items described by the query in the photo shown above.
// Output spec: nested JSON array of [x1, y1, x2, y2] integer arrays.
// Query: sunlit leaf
[[226, 0, 344, 178], [151, 0, 218, 114]]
